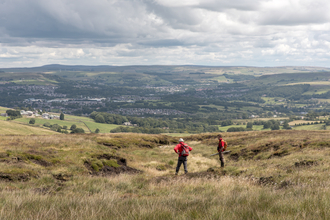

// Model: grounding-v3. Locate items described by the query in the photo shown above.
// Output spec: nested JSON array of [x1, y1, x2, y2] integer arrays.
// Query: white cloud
[[1, 0, 330, 67]]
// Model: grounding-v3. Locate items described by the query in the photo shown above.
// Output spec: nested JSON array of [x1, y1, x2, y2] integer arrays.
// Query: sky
[[1, 0, 330, 68]]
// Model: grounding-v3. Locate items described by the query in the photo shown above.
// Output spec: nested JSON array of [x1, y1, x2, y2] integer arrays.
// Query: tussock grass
[[0, 130, 330, 219]]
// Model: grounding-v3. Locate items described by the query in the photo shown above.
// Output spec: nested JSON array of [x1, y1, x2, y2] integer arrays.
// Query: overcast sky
[[1, 0, 330, 67]]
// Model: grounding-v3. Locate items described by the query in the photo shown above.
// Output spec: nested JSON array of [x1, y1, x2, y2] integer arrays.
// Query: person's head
[[217, 134, 222, 140], [179, 138, 184, 142]]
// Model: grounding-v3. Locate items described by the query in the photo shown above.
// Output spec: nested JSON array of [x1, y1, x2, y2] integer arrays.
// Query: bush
[[29, 118, 35, 124], [71, 128, 85, 134], [95, 115, 105, 123], [227, 127, 245, 132], [271, 124, 280, 130], [95, 128, 100, 133], [43, 122, 51, 127], [246, 122, 253, 129], [70, 124, 77, 130]]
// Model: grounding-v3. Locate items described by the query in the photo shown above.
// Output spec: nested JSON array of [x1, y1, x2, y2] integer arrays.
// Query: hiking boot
[[221, 162, 225, 168], [175, 172, 178, 175], [185, 171, 188, 174]]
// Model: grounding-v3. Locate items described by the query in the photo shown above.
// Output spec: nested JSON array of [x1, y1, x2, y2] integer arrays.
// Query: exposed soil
[[31, 159, 52, 167], [97, 154, 127, 166], [85, 154, 142, 176], [53, 173, 73, 181], [295, 160, 318, 167], [152, 170, 222, 183], [101, 142, 120, 150], [0, 173, 31, 182], [258, 176, 275, 185]]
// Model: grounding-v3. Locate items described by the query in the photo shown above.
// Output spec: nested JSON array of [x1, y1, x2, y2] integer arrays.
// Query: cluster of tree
[[90, 112, 128, 124], [91, 111, 219, 133], [42, 122, 84, 134], [6, 110, 22, 120], [227, 127, 246, 132], [221, 120, 233, 126]]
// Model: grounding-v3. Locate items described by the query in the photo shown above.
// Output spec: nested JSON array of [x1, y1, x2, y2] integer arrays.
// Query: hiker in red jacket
[[174, 138, 193, 175], [217, 134, 225, 167]]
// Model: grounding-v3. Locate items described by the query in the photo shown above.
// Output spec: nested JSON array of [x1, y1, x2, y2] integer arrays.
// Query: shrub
[[70, 124, 77, 130], [43, 122, 51, 127], [227, 127, 245, 132], [71, 128, 85, 134], [29, 118, 35, 124]]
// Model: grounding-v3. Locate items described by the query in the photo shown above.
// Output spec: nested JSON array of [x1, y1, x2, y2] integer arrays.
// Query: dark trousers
[[218, 147, 224, 167], [176, 156, 188, 173]]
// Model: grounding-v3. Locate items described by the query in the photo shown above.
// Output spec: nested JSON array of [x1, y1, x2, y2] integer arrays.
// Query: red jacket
[[218, 139, 225, 152], [174, 142, 193, 157]]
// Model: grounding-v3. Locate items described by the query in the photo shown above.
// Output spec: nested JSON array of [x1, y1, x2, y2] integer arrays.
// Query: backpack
[[181, 144, 190, 156], [222, 140, 228, 151]]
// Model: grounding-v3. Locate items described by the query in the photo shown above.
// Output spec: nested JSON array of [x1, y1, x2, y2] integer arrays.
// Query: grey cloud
[[1, 0, 330, 67], [197, 0, 263, 12]]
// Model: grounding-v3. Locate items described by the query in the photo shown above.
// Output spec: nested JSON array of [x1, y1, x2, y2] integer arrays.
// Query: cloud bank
[[1, 0, 330, 67]]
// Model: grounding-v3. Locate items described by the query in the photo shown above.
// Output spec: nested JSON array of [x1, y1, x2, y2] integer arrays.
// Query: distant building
[[0, 113, 8, 117]]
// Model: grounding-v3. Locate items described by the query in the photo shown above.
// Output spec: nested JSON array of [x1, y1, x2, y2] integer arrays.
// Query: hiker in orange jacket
[[217, 134, 225, 167], [174, 138, 193, 175]]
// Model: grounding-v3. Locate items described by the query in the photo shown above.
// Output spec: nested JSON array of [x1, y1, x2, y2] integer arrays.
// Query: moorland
[[0, 130, 329, 219]]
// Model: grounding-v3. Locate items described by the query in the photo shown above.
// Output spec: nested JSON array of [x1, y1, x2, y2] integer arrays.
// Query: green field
[[14, 115, 121, 134], [292, 124, 325, 130], [218, 124, 266, 131], [84, 121, 120, 133], [14, 118, 90, 132], [0, 120, 56, 135]]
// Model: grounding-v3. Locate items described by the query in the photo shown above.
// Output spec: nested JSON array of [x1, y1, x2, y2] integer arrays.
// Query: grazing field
[[293, 124, 325, 130], [1, 130, 330, 219], [14, 117, 90, 132], [219, 124, 266, 131], [289, 120, 321, 126], [14, 115, 120, 133], [0, 120, 56, 135]]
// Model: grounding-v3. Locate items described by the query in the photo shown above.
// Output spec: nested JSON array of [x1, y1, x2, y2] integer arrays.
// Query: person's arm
[[189, 146, 193, 151], [174, 145, 179, 154]]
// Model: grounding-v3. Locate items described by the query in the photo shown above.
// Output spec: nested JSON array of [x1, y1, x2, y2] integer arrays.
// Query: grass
[[14, 115, 120, 133], [289, 120, 321, 126], [0, 106, 10, 113], [219, 124, 265, 131], [293, 124, 325, 130], [83, 121, 120, 133], [14, 117, 90, 132], [0, 120, 56, 135], [287, 81, 330, 86], [1, 130, 330, 218]]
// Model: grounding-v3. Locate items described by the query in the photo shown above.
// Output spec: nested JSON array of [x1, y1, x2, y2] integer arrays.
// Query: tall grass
[[0, 130, 330, 219]]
